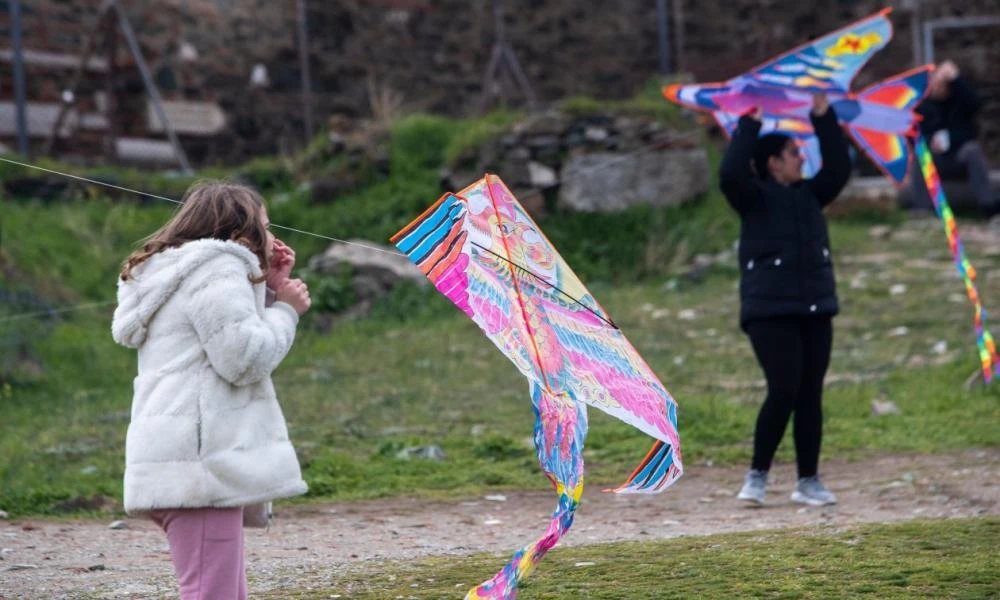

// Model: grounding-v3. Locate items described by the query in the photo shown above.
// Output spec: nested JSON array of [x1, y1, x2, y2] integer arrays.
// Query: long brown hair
[[121, 180, 270, 281]]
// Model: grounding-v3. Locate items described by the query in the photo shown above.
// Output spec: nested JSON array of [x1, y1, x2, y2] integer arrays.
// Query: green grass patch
[[2, 222, 997, 514], [266, 518, 1000, 599]]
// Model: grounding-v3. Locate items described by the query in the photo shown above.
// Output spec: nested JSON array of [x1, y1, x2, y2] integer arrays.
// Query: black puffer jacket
[[719, 109, 851, 330]]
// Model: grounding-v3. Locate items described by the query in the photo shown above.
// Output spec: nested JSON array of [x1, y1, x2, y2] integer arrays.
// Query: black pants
[[745, 316, 833, 478]]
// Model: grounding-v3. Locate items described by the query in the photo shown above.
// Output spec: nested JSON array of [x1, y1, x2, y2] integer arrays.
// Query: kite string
[[0, 129, 702, 322]]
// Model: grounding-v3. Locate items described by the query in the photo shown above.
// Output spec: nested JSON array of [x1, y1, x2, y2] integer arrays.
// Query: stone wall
[[0, 0, 997, 163]]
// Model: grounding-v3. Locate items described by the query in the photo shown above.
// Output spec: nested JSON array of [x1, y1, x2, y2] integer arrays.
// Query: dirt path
[[2, 450, 997, 599]]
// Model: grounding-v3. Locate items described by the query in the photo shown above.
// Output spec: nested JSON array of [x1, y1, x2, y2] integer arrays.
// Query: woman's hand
[[275, 278, 311, 316], [811, 92, 830, 116]]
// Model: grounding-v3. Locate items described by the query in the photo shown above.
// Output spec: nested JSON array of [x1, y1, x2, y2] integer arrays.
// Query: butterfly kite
[[663, 8, 998, 382], [392, 175, 682, 598]]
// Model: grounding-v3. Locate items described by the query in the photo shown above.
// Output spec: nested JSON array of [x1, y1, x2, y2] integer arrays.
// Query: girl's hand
[[748, 106, 764, 122], [275, 278, 311, 316], [266, 239, 296, 290]]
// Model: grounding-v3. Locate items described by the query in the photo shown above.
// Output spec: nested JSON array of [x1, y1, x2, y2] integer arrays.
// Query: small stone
[[87, 564, 106, 571], [483, 519, 502, 526], [574, 561, 597, 567], [80, 465, 98, 475], [673, 356, 685, 366], [661, 519, 681, 526], [651, 308, 670, 320], [869, 225, 892, 239], [395, 446, 446, 461], [0, 510, 7, 520], [484, 494, 507, 502], [890, 284, 907, 296], [678, 309, 697, 321], [871, 399, 901, 416], [584, 126, 608, 142], [888, 326, 909, 337], [6, 564, 38, 571], [932, 341, 948, 355], [527, 161, 558, 188], [108, 520, 128, 530]]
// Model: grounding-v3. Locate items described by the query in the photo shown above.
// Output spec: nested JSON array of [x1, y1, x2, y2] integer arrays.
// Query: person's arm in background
[[719, 107, 764, 215], [806, 93, 851, 207], [940, 60, 982, 116]]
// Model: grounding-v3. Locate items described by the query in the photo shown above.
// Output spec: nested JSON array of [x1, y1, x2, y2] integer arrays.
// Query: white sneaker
[[791, 476, 837, 506], [737, 469, 768, 505]]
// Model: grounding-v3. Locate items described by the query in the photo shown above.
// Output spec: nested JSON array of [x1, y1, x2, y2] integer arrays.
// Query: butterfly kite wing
[[749, 9, 894, 93]]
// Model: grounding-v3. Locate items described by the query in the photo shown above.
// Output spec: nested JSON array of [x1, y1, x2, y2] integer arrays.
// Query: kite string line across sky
[[0, 130, 701, 323]]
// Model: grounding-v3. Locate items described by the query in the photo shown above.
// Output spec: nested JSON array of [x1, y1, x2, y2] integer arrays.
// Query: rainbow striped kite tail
[[465, 488, 582, 600], [981, 328, 999, 383]]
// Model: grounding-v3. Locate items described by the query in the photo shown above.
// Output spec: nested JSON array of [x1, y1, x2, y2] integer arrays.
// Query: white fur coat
[[112, 239, 308, 513]]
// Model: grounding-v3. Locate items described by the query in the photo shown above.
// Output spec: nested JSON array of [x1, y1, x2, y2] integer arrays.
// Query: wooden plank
[[145, 99, 226, 136], [0, 49, 108, 72]]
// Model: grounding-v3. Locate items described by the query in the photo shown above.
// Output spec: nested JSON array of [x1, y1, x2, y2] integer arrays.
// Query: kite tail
[[916, 137, 1000, 382], [466, 384, 588, 600], [465, 485, 582, 600]]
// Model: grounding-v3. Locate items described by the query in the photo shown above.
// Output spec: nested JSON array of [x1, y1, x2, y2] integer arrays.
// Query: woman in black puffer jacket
[[719, 94, 851, 507]]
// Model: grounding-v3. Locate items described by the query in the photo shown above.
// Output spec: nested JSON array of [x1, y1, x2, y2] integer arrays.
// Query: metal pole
[[111, 0, 192, 173], [296, 0, 314, 142], [656, 0, 670, 74], [672, 0, 685, 73], [11, 0, 30, 156], [922, 16, 1000, 65], [495, 0, 505, 47], [910, 3, 923, 67], [104, 8, 119, 161], [922, 21, 934, 67]]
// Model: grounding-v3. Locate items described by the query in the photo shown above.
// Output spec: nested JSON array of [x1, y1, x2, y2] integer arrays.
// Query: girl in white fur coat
[[112, 181, 311, 600]]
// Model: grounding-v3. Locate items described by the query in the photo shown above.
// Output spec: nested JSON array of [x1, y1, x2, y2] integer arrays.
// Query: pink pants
[[151, 507, 247, 600]]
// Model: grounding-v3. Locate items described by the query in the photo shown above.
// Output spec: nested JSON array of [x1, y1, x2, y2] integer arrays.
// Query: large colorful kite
[[392, 175, 682, 598], [664, 8, 998, 382]]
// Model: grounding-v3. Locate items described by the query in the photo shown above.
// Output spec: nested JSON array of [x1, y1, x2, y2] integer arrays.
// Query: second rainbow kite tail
[[915, 137, 1000, 382], [466, 384, 587, 600]]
